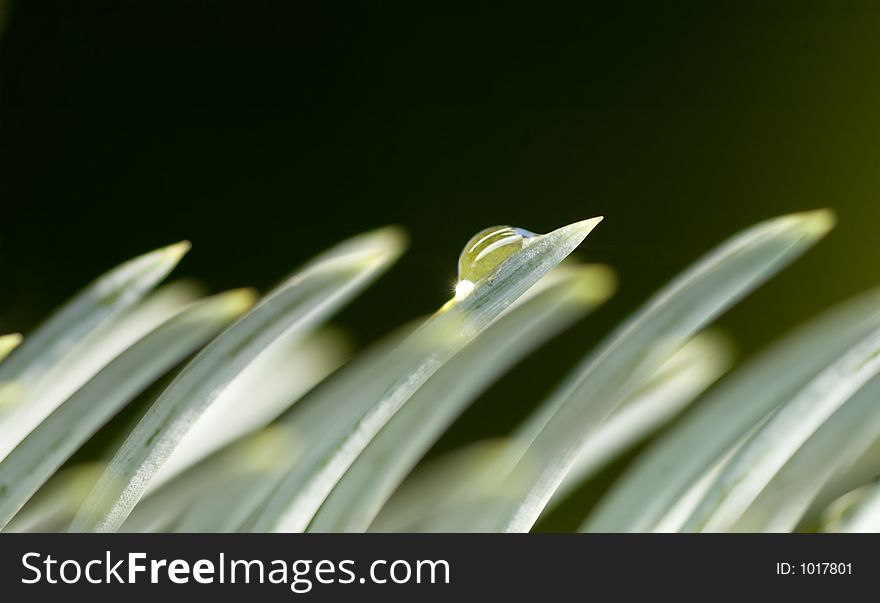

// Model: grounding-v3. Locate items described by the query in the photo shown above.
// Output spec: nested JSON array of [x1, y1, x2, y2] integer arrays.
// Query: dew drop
[[456, 226, 538, 296]]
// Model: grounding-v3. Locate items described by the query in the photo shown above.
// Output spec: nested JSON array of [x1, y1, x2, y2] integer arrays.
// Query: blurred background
[[2, 2, 880, 511]]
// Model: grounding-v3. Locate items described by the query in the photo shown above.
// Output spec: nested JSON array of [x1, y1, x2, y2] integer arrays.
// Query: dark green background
[[2, 2, 879, 522]]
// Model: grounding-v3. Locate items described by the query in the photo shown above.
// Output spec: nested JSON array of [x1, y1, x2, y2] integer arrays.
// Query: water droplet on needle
[[455, 226, 537, 300]]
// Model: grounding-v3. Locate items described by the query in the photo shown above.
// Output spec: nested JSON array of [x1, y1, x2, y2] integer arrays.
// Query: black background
[[3, 2, 880, 501]]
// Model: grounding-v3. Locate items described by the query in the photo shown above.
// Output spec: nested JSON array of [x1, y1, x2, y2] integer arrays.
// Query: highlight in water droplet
[[454, 279, 476, 300], [454, 226, 538, 299]]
